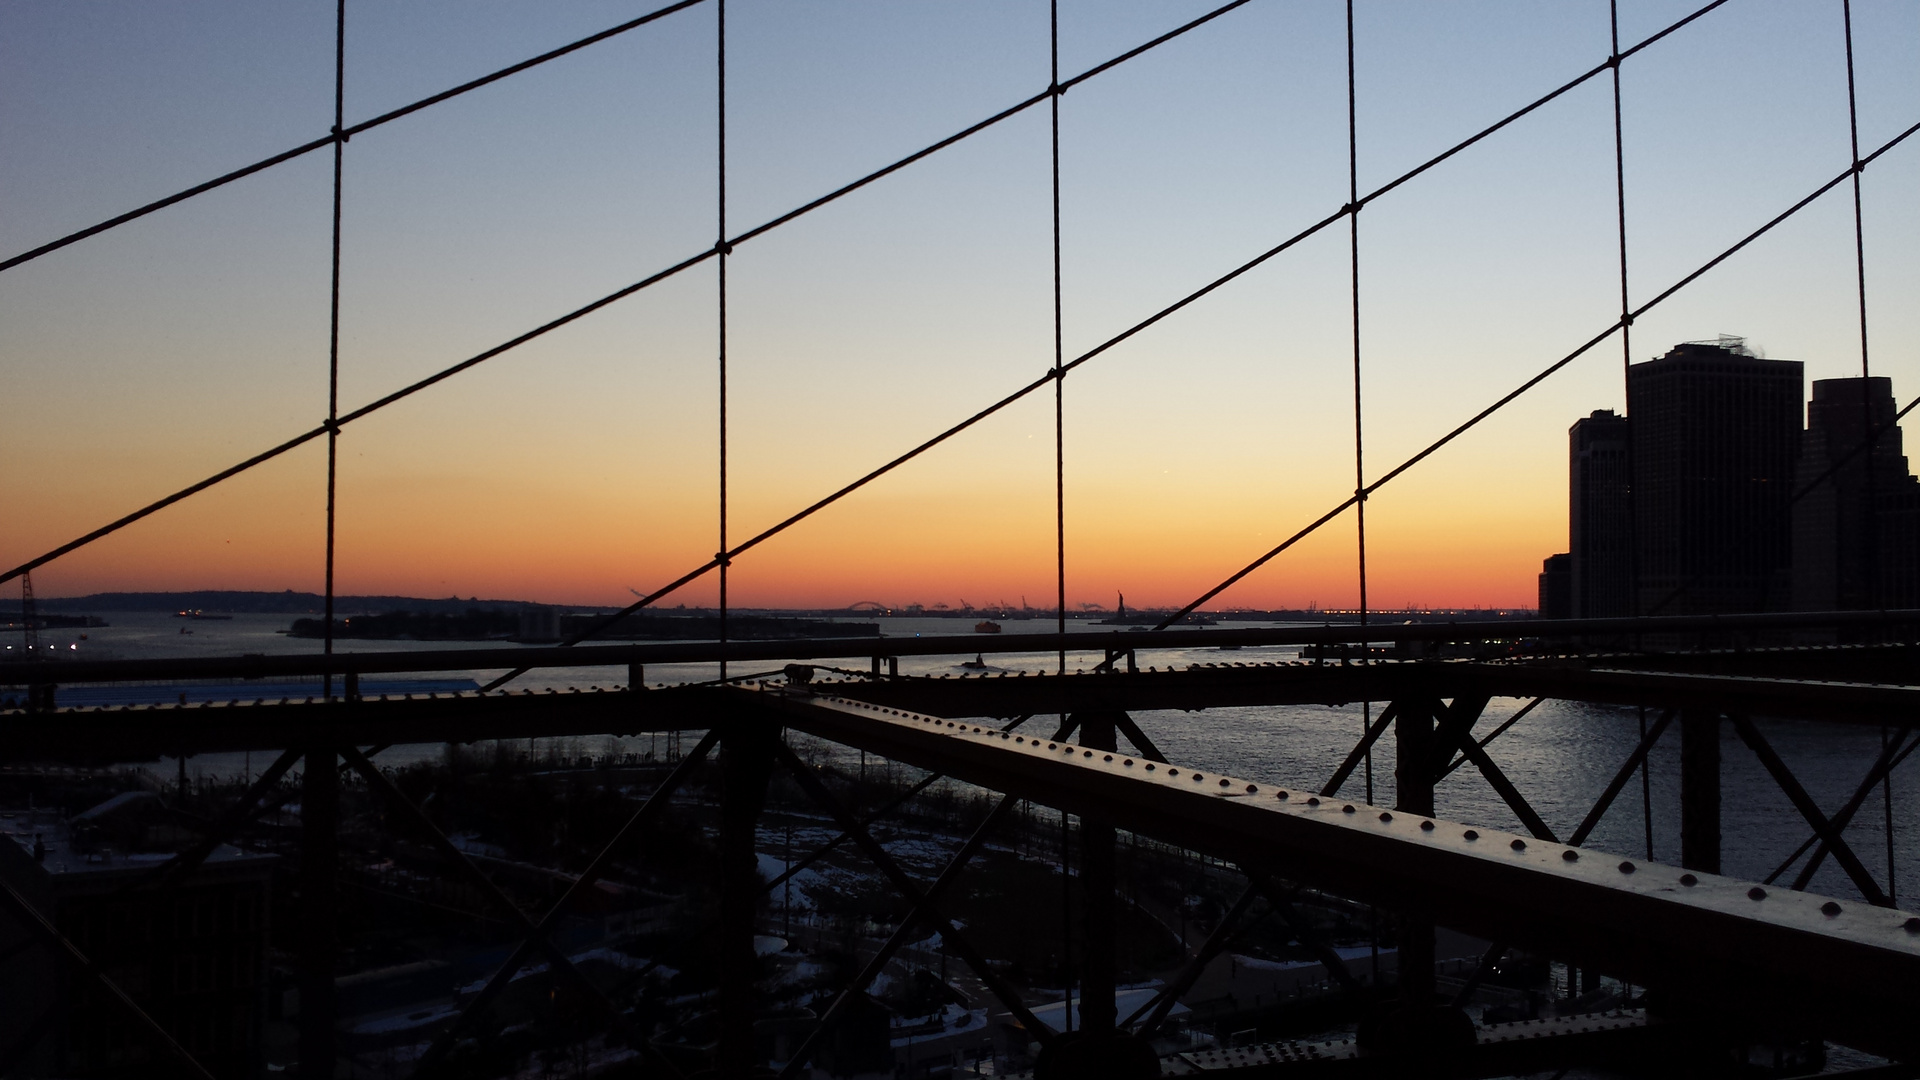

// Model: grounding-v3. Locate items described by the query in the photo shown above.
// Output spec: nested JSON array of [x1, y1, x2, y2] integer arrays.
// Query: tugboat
[[974, 620, 1001, 634]]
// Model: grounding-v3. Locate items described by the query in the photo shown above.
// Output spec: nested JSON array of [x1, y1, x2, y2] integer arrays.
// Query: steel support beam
[[1075, 712, 1120, 1035], [1438, 697, 1544, 780], [1730, 715, 1889, 905], [1113, 710, 1168, 763], [14, 662, 1920, 761], [1449, 941, 1507, 1009], [336, 746, 680, 1079], [1323, 702, 1400, 798], [1394, 701, 1436, 1006], [753, 687, 1920, 1062], [1436, 695, 1557, 843], [777, 794, 1017, 1079], [1239, 864, 1362, 994], [1569, 710, 1674, 847], [128, 746, 304, 896], [1679, 710, 1721, 874], [409, 732, 717, 1076], [770, 742, 1058, 1043], [1789, 730, 1920, 890], [761, 771, 943, 896], [1128, 883, 1259, 1037], [0, 878, 214, 1079], [299, 746, 337, 1080], [719, 719, 778, 1077]]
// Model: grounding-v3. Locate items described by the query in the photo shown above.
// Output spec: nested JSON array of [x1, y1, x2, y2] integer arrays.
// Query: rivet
[[1168, 769, 1180, 776], [1511, 839, 1527, 851], [1420, 820, 1434, 831], [1821, 901, 1843, 917], [1342, 804, 1355, 814], [1276, 791, 1289, 800], [1904, 917, 1920, 933], [1463, 830, 1479, 841], [1103, 754, 1113, 761], [1145, 764, 1156, 771], [1192, 774, 1204, 783], [1001, 733, 1010, 739], [1561, 850, 1578, 862], [1618, 861, 1636, 874], [1748, 887, 1767, 901], [1307, 797, 1320, 806], [1123, 759, 1134, 766], [1084, 751, 1093, 758], [1048, 743, 1057, 750], [1679, 873, 1697, 886], [1016, 737, 1025, 744], [1379, 812, 1392, 823], [1245, 784, 1258, 793], [1218, 778, 1230, 787]]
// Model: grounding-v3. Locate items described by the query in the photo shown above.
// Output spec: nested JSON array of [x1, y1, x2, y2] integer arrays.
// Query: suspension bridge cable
[[1840, 0, 1881, 609], [1842, 0, 1891, 903], [1052, 0, 1067, 679], [323, 0, 346, 701], [482, 0, 1753, 689], [1050, 5, 1070, 1023], [1345, 0, 1373, 804], [1607, 0, 1653, 861], [717, 0, 729, 678], [0, 0, 710, 275], [0, 0, 1254, 591], [1153, 116, 1920, 629]]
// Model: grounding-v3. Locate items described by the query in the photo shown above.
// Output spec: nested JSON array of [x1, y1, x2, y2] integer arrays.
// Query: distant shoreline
[[23, 590, 1537, 623]]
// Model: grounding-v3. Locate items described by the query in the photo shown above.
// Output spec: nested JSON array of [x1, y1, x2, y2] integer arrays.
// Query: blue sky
[[3, 1, 1917, 609]]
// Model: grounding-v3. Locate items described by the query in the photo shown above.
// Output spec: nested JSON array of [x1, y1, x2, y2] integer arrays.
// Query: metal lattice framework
[[5, 3, 1920, 1078]]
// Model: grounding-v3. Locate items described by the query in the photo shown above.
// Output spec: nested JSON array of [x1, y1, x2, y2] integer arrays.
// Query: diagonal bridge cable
[[0, 0, 710, 274], [3, 0, 1744, 679], [0, 0, 1254, 590], [1151, 115, 1920, 631], [470, 0, 1749, 690]]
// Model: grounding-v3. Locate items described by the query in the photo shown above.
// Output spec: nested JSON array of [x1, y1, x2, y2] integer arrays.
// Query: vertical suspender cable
[[1050, 0, 1072, 1031], [1842, 0, 1880, 608], [1842, 0, 1872, 517], [1345, 0, 1373, 804], [1840, 0, 1892, 903], [716, 0, 730, 680], [1060, 807, 1073, 1032], [1608, 0, 1654, 863], [1052, 0, 1068, 680], [323, 0, 346, 701]]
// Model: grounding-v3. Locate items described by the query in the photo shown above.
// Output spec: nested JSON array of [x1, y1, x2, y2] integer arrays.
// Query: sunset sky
[[4, 1, 1917, 611]]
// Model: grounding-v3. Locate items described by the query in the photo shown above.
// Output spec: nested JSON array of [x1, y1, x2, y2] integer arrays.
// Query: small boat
[[960, 654, 989, 669], [974, 621, 1001, 634]]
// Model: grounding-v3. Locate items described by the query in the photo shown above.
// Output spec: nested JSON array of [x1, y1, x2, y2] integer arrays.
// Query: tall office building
[[1794, 376, 1920, 612], [1538, 553, 1572, 619], [1569, 410, 1633, 618], [1629, 340, 1802, 616]]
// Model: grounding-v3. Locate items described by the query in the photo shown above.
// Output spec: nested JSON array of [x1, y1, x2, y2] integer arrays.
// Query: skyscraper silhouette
[[1569, 410, 1633, 618], [1794, 376, 1920, 612], [1629, 340, 1802, 616]]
